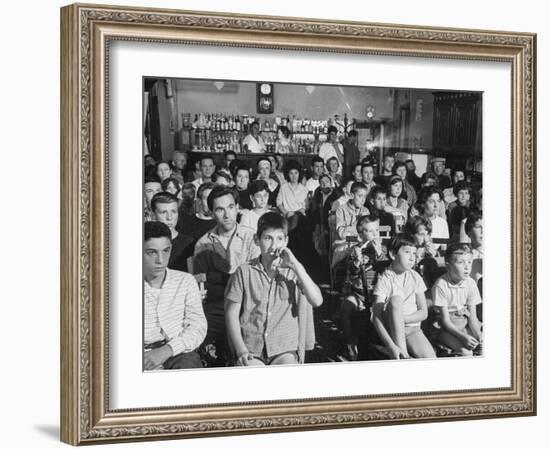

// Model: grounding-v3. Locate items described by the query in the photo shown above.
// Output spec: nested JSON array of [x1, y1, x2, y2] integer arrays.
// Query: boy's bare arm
[[372, 299, 403, 359], [279, 248, 322, 307], [225, 301, 250, 365], [404, 291, 429, 324], [467, 304, 483, 341], [438, 306, 478, 349]]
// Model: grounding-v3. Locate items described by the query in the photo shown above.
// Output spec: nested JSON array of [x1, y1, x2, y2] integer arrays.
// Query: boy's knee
[[388, 295, 404, 309], [271, 352, 297, 365], [418, 345, 436, 359]]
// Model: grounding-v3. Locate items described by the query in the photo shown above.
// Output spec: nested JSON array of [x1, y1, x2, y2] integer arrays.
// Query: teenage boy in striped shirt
[[143, 221, 207, 370]]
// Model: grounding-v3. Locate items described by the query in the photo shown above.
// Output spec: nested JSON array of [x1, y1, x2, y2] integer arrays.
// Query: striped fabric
[[144, 269, 207, 356]]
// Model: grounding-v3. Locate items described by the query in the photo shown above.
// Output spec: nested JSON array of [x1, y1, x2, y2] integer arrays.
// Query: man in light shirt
[[318, 125, 344, 167], [143, 221, 207, 370], [193, 185, 260, 364], [305, 156, 325, 195], [191, 155, 216, 191], [361, 163, 378, 196], [242, 121, 266, 153]]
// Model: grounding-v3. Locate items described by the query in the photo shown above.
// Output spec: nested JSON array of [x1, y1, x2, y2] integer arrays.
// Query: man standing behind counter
[[242, 121, 266, 153]]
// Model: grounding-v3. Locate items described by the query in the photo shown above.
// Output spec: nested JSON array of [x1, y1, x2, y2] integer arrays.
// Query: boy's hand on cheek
[[278, 248, 300, 271]]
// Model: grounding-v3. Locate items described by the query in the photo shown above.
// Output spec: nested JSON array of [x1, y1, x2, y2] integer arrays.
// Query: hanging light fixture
[[305, 85, 316, 95], [214, 81, 225, 91]]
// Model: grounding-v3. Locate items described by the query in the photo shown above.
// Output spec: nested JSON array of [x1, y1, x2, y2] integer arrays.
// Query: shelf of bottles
[[183, 112, 332, 154]]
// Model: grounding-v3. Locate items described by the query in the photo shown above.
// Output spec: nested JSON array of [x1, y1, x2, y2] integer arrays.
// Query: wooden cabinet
[[432, 92, 482, 167]]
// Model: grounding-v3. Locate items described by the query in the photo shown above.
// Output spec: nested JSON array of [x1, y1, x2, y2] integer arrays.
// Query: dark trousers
[[163, 351, 202, 370], [200, 300, 229, 365], [145, 340, 203, 370], [202, 300, 226, 345]]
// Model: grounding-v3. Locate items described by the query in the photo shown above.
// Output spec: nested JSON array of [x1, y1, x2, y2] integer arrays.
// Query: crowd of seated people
[[143, 148, 483, 369]]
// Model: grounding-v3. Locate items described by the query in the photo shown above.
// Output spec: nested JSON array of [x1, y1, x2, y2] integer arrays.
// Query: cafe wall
[[143, 79, 436, 160], [174, 79, 399, 123]]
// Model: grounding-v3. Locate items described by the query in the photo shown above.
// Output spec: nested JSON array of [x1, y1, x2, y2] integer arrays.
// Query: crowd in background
[[143, 136, 483, 369]]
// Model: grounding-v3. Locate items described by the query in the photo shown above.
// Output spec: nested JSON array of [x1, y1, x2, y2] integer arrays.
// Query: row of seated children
[[339, 210, 483, 361]]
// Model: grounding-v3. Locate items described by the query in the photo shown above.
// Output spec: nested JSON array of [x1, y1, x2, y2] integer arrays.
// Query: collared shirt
[[193, 224, 260, 302], [242, 134, 266, 153], [335, 200, 370, 240], [373, 267, 426, 327], [305, 177, 320, 194], [225, 257, 304, 357], [331, 194, 351, 212], [191, 177, 205, 193], [239, 208, 271, 233], [277, 182, 309, 213], [432, 273, 482, 313], [318, 142, 344, 165], [144, 269, 207, 356]]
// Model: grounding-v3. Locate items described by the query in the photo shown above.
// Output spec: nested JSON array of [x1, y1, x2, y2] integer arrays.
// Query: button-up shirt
[[432, 273, 482, 314], [144, 269, 207, 356], [193, 224, 260, 302], [225, 257, 304, 357]]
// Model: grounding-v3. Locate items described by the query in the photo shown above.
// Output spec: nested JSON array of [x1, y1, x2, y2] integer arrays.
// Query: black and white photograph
[[142, 77, 483, 370]]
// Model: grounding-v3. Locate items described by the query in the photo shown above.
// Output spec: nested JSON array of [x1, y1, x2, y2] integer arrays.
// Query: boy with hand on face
[[225, 212, 323, 366]]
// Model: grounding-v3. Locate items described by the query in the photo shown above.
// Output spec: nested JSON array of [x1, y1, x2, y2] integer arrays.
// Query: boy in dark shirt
[[368, 185, 396, 236], [176, 182, 216, 242], [151, 192, 194, 272]]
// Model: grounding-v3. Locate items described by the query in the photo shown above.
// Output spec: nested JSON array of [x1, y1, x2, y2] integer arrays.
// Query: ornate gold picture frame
[[60, 3, 536, 445]]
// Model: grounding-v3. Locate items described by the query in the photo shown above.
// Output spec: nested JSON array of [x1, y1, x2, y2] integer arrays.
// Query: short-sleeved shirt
[[277, 182, 309, 213], [239, 208, 270, 232], [242, 134, 266, 153], [225, 257, 304, 358], [432, 273, 482, 313], [373, 267, 426, 327], [305, 177, 320, 194], [194, 224, 260, 302], [430, 215, 450, 240], [168, 233, 194, 272]]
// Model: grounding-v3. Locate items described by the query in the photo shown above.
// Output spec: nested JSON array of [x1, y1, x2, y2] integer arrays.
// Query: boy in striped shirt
[[143, 221, 207, 370]]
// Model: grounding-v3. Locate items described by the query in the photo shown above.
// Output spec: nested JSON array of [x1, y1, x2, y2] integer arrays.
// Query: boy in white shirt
[[239, 180, 273, 232], [372, 234, 436, 360], [431, 243, 483, 356], [419, 186, 449, 252]]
